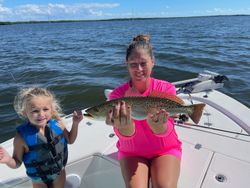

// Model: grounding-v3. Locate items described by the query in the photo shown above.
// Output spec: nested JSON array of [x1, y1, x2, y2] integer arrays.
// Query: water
[[0, 16, 250, 143]]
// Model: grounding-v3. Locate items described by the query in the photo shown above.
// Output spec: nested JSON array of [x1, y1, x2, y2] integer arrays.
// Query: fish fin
[[189, 103, 206, 124], [149, 90, 185, 105]]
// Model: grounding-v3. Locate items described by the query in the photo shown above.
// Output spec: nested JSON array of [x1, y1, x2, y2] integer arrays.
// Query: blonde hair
[[14, 87, 62, 119]]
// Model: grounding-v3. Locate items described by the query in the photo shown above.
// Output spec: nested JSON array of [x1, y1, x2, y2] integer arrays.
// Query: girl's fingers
[[149, 110, 168, 124], [72, 111, 83, 124], [76, 110, 82, 116], [113, 102, 120, 120], [159, 110, 167, 123], [106, 101, 133, 129], [126, 105, 132, 123], [120, 101, 128, 125], [105, 109, 114, 126], [152, 111, 160, 123]]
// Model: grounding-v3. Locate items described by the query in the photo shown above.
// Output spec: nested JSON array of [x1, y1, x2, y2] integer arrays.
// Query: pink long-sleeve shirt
[[109, 77, 182, 160]]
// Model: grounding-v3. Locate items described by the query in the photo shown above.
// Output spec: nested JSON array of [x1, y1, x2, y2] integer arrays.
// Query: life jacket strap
[[27, 167, 61, 177], [28, 134, 63, 151], [25, 154, 63, 168]]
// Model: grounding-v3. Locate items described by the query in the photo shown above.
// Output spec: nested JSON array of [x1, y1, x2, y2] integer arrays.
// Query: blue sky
[[0, 0, 250, 21]]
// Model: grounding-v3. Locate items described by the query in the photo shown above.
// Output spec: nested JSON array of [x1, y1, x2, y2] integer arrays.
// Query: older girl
[[106, 35, 181, 188]]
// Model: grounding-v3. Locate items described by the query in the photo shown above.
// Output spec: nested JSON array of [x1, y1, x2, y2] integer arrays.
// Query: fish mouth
[[83, 112, 94, 119]]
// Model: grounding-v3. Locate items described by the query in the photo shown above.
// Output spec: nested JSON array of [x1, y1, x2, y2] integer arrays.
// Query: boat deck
[[1, 90, 250, 188]]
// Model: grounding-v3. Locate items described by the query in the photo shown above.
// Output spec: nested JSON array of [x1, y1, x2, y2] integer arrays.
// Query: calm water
[[0, 16, 250, 143]]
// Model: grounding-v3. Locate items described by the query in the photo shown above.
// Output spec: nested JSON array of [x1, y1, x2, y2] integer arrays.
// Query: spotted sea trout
[[84, 91, 206, 124]]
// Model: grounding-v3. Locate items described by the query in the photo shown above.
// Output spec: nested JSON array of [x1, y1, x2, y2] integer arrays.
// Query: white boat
[[1, 71, 250, 188]]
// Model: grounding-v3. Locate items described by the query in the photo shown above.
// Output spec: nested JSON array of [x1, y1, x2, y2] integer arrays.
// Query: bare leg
[[52, 169, 66, 188], [32, 169, 66, 188], [32, 182, 47, 188], [120, 156, 150, 188], [150, 155, 180, 188]]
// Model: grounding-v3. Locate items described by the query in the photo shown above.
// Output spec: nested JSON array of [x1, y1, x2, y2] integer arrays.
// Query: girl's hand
[[147, 109, 168, 134], [106, 101, 135, 136], [72, 110, 83, 125], [0, 146, 11, 164], [64, 111, 83, 144]]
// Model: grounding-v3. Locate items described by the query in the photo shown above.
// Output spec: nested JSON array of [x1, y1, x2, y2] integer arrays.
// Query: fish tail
[[189, 103, 206, 124]]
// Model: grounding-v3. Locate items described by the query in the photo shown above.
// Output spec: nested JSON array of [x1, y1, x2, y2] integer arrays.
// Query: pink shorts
[[118, 149, 181, 160], [118, 147, 182, 160]]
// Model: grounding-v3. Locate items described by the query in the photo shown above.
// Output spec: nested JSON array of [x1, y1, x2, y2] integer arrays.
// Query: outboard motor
[[176, 71, 229, 94]]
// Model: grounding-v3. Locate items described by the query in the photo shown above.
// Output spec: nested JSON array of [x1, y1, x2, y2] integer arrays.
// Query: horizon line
[[1, 14, 249, 25]]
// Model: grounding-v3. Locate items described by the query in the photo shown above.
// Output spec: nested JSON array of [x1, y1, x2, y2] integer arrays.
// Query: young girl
[[106, 34, 181, 188], [0, 87, 83, 188]]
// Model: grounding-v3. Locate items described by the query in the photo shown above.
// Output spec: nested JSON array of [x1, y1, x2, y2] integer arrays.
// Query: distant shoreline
[[0, 14, 249, 25]]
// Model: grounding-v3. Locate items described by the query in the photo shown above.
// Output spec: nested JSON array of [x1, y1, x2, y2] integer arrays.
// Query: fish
[[84, 91, 206, 124]]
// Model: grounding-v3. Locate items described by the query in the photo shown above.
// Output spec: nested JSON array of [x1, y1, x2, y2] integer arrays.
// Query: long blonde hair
[[14, 87, 62, 122]]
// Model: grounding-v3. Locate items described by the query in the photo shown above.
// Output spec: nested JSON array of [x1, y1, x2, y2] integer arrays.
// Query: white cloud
[[0, 3, 120, 21], [212, 8, 233, 14], [16, 4, 48, 15], [0, 4, 10, 13], [206, 7, 249, 15]]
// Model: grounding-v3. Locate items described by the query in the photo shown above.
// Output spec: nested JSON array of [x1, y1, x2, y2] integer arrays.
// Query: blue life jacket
[[16, 119, 68, 183]]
